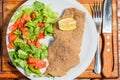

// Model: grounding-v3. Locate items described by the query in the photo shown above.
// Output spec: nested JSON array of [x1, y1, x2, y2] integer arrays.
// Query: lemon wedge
[[58, 18, 76, 31]]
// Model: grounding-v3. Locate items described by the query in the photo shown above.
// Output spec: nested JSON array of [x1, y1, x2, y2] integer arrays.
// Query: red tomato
[[33, 40, 37, 46], [10, 23, 18, 31], [30, 13, 36, 19], [8, 43, 14, 49], [35, 60, 46, 69], [21, 27, 28, 33], [37, 22, 45, 27], [28, 63, 36, 67], [16, 18, 21, 24], [39, 31, 44, 39], [35, 39, 41, 48], [22, 14, 31, 21], [32, 39, 41, 48], [32, 31, 44, 47], [15, 18, 26, 29], [9, 33, 18, 42], [20, 18, 26, 24], [27, 58, 38, 64], [27, 40, 32, 45], [27, 58, 46, 69]]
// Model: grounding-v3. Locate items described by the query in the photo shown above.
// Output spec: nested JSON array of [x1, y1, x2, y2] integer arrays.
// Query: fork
[[90, 0, 103, 74]]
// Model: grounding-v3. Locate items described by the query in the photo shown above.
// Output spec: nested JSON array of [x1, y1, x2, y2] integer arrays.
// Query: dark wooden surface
[[0, 0, 3, 73], [0, 0, 119, 79]]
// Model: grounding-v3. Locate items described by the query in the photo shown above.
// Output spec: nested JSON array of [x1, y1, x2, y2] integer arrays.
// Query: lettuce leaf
[[14, 42, 31, 52], [22, 7, 33, 15], [34, 11, 43, 22], [25, 20, 36, 28], [29, 44, 48, 60], [39, 44, 48, 59], [25, 65, 42, 76], [10, 51, 18, 60], [14, 29, 22, 35], [44, 24, 54, 36], [33, 1, 45, 12], [14, 36, 27, 44], [18, 49, 28, 59], [12, 11, 23, 23], [43, 5, 58, 23]]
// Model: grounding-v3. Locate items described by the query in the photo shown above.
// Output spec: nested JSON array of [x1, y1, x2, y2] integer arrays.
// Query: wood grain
[[0, 0, 3, 57], [102, 33, 113, 78], [0, 0, 119, 79], [1, 0, 27, 79], [0, 0, 3, 74]]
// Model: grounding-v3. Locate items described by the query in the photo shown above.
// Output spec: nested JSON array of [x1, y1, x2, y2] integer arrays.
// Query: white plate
[[6, 0, 97, 80]]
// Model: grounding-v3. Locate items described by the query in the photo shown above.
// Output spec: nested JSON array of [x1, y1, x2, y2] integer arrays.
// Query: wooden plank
[[0, 71, 27, 79], [2, 0, 26, 72], [0, 0, 3, 73], [118, 0, 120, 78], [0, 0, 2, 27], [110, 4, 119, 78], [1, 0, 27, 78]]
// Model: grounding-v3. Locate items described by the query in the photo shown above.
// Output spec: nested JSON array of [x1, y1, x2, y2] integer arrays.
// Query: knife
[[102, 0, 113, 78]]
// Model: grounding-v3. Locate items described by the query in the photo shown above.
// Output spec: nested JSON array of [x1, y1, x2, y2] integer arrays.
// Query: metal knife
[[102, 0, 113, 78]]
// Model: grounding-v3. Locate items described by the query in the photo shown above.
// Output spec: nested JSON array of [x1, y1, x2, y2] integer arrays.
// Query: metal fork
[[90, 1, 103, 74]]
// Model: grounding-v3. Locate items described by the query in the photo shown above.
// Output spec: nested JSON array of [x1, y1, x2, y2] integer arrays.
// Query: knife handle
[[102, 33, 113, 78]]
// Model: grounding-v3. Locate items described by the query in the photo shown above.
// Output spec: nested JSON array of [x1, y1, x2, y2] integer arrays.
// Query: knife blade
[[102, 0, 113, 78]]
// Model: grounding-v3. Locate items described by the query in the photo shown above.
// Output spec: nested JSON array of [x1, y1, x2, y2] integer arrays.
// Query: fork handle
[[94, 33, 101, 74], [102, 33, 113, 78]]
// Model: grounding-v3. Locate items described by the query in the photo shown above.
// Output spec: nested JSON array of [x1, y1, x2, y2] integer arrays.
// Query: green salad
[[8, 1, 58, 77]]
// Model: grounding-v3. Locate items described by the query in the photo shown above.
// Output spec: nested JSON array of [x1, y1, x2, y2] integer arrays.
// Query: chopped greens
[[8, 1, 58, 77], [33, 1, 45, 12]]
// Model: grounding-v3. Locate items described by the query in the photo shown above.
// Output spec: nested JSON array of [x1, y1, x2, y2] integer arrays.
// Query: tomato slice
[[33, 40, 37, 46], [35, 39, 41, 48], [28, 63, 36, 67], [22, 13, 31, 21], [27, 58, 46, 69], [32, 31, 44, 47], [30, 13, 36, 19], [27, 40, 32, 45], [27, 58, 37, 67], [27, 58, 38, 64], [16, 18, 24, 23], [37, 22, 45, 27], [20, 18, 26, 24], [35, 60, 46, 69], [22, 33, 29, 40], [39, 31, 44, 39], [32, 39, 41, 48], [9, 33, 18, 42], [10, 23, 18, 31], [15, 18, 26, 29], [21, 27, 28, 33], [8, 43, 14, 49]]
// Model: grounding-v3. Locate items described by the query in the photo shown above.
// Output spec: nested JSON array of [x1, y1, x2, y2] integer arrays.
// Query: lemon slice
[[58, 18, 76, 31]]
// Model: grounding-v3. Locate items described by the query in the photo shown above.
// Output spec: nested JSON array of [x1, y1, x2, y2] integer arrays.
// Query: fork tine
[[96, 1, 100, 18], [100, 1, 103, 19], [95, 1, 99, 18], [94, 0, 97, 17], [90, 0, 98, 18], [90, 0, 103, 21], [89, 0, 94, 17]]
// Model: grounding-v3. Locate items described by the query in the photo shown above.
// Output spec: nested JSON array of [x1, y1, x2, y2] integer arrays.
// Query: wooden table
[[0, 0, 120, 79]]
